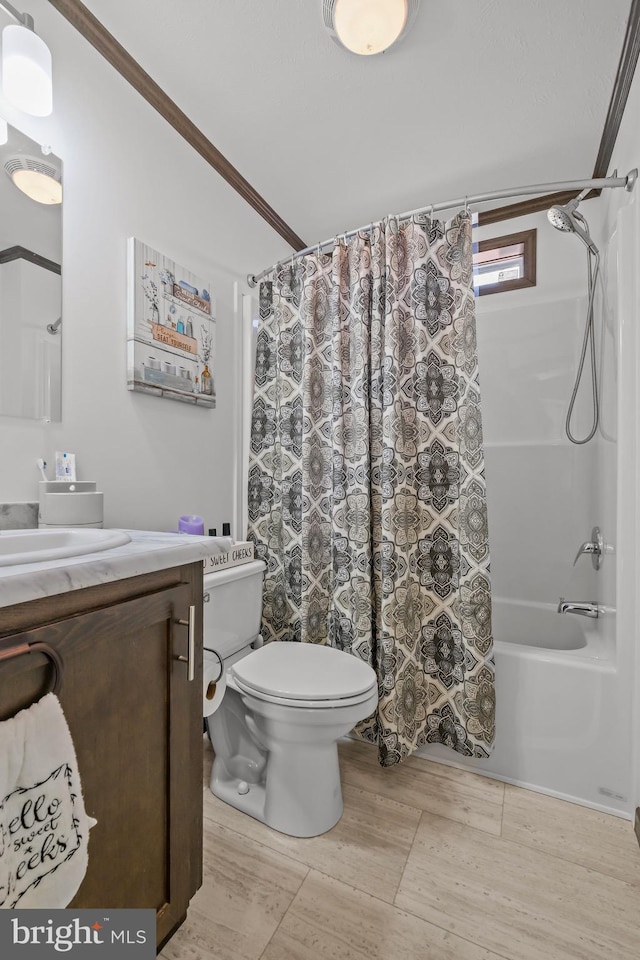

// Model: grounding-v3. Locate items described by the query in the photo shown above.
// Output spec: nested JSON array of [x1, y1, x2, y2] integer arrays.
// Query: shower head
[[547, 205, 575, 232], [547, 190, 599, 255], [548, 188, 589, 224]]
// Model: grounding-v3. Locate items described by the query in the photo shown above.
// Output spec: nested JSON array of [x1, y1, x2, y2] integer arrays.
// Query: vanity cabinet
[[0, 562, 204, 949]]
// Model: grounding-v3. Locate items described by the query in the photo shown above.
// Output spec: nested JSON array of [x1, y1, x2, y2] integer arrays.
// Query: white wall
[[0, 0, 289, 533]]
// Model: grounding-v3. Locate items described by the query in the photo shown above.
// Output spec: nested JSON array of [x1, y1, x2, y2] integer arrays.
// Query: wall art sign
[[127, 238, 216, 406]]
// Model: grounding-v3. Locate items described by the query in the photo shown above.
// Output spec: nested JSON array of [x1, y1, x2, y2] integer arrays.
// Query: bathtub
[[492, 597, 590, 650], [419, 597, 632, 816]]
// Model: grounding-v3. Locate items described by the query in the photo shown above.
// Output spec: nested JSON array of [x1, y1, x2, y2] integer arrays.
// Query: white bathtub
[[419, 597, 632, 816], [492, 597, 589, 650]]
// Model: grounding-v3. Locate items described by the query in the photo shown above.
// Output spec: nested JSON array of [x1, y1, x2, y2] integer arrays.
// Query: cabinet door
[[0, 583, 203, 946]]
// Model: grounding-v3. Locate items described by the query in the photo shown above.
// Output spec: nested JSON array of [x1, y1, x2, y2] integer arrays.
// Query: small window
[[473, 228, 536, 296]]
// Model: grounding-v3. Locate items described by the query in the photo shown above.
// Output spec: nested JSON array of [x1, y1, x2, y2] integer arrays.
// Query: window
[[473, 228, 536, 296]]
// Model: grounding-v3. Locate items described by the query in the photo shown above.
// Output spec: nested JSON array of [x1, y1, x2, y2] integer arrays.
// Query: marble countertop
[[0, 529, 231, 609]]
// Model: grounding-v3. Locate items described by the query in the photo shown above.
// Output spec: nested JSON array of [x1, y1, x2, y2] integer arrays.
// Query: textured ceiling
[[81, 0, 631, 253]]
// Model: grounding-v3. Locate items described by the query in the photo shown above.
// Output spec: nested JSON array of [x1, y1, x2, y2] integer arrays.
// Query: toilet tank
[[203, 559, 265, 660]]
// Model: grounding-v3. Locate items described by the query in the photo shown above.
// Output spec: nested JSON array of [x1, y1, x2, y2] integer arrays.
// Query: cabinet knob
[[175, 604, 196, 681]]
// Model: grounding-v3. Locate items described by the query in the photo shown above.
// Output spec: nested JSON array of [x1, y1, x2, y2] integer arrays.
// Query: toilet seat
[[231, 673, 377, 709], [230, 640, 377, 708]]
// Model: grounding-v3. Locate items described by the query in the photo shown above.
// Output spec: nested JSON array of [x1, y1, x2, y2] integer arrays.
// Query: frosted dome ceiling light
[[0, 4, 52, 116], [323, 0, 420, 56], [4, 154, 62, 204]]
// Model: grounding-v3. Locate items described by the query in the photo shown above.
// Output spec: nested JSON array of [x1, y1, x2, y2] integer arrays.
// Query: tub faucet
[[557, 598, 599, 618]]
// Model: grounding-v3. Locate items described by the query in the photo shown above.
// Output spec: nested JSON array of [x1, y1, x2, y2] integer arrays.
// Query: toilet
[[203, 559, 378, 837]]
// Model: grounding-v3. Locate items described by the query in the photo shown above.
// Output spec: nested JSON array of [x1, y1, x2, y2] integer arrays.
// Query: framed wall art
[[127, 238, 216, 407]]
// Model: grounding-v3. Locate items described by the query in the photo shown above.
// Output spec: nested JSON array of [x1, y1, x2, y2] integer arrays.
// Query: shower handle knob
[[573, 526, 604, 570]]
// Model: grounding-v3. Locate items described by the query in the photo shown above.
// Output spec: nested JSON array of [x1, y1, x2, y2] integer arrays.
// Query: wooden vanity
[[0, 532, 212, 949]]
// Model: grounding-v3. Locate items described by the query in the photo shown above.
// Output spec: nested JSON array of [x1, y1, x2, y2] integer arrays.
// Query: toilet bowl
[[203, 561, 378, 837]]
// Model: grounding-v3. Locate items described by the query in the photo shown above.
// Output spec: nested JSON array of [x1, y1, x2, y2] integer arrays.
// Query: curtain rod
[[247, 168, 638, 288]]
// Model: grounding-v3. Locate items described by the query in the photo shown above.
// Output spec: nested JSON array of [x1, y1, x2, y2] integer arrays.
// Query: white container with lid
[[38, 480, 104, 528]]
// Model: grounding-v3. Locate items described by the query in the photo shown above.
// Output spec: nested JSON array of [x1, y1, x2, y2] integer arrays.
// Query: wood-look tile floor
[[161, 737, 640, 960]]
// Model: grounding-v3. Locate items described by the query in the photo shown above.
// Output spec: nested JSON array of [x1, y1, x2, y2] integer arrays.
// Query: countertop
[[0, 529, 230, 608]]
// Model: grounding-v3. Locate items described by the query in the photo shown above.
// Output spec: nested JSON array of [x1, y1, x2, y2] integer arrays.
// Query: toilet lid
[[230, 641, 377, 702]]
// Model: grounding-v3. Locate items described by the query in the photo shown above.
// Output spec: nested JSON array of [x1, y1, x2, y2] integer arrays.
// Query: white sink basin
[[0, 528, 132, 566]]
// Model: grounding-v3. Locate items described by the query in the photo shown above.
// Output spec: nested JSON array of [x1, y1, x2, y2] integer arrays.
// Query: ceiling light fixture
[[0, 1, 52, 116], [323, 0, 420, 56], [4, 154, 61, 204]]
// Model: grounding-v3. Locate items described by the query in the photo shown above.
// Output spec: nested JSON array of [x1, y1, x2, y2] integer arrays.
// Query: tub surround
[[0, 501, 38, 530], [454, 210, 630, 819], [422, 631, 625, 815], [0, 529, 228, 607]]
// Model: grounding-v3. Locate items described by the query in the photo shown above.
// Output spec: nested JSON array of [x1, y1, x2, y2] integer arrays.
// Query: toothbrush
[[36, 458, 48, 481]]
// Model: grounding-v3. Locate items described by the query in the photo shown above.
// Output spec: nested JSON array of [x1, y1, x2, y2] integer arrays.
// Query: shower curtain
[[248, 212, 494, 765]]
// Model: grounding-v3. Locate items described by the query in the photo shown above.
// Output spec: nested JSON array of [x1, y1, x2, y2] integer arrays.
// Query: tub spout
[[557, 598, 599, 618]]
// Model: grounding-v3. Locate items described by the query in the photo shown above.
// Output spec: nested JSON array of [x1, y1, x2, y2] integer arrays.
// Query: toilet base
[[208, 676, 378, 838], [210, 765, 270, 829], [209, 741, 344, 838]]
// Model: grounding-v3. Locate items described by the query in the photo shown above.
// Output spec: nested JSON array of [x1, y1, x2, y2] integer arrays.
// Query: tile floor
[[161, 738, 640, 960]]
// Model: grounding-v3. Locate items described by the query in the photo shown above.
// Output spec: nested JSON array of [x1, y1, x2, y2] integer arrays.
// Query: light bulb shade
[[2, 24, 53, 116], [11, 168, 61, 203], [324, 0, 419, 56], [5, 154, 62, 204]]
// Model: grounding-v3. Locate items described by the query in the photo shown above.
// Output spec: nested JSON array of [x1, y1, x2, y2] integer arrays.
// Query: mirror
[[0, 123, 62, 421]]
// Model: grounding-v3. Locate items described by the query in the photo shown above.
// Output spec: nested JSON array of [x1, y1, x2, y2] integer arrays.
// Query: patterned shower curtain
[[248, 212, 494, 765]]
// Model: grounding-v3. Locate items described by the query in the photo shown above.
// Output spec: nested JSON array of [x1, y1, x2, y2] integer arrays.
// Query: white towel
[[0, 692, 96, 908]]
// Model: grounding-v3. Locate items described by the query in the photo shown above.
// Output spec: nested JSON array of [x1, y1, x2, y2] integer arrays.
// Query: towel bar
[[0, 640, 63, 696]]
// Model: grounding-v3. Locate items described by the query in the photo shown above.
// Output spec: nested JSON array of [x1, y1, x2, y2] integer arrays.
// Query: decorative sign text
[[0, 765, 82, 908], [172, 284, 211, 315], [151, 323, 197, 355], [203, 542, 255, 573]]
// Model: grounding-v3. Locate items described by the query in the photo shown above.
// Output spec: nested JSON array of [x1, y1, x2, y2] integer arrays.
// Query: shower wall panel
[[418, 209, 632, 814], [476, 289, 599, 610]]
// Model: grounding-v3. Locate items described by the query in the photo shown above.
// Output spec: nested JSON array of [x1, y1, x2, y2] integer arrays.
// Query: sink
[[0, 528, 132, 566]]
